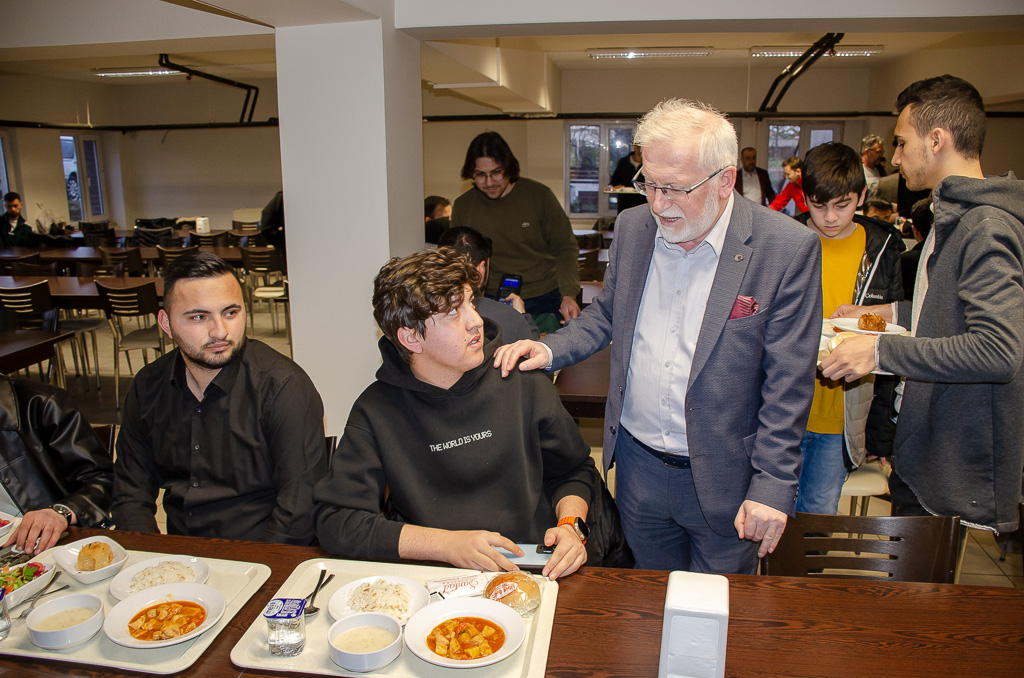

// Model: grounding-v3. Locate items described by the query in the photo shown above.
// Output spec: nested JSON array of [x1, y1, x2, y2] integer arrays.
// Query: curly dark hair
[[372, 248, 481, 363]]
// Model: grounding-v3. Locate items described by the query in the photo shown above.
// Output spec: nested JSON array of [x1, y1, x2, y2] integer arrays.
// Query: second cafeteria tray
[[0, 546, 270, 674], [231, 558, 558, 677]]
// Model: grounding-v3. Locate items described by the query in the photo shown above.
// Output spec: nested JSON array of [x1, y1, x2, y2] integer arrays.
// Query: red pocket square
[[729, 295, 759, 319]]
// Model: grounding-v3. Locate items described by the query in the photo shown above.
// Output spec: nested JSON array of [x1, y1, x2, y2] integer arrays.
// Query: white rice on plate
[[347, 579, 411, 619], [129, 561, 196, 593]]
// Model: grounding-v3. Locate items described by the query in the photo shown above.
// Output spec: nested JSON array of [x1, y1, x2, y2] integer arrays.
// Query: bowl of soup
[[328, 612, 403, 672], [26, 593, 104, 650]]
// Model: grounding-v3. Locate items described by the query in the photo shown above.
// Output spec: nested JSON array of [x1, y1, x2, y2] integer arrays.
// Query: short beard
[[179, 334, 246, 371], [655, 184, 722, 244]]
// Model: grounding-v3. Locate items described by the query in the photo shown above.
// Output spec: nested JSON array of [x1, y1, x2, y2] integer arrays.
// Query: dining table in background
[[1, 527, 1020, 677], [554, 344, 610, 419], [0, 276, 165, 310], [0, 246, 244, 267], [0, 329, 74, 385]]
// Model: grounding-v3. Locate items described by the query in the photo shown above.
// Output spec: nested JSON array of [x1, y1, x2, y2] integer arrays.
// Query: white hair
[[633, 99, 738, 174]]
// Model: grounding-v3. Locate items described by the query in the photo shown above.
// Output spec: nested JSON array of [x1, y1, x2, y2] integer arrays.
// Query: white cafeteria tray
[[230, 558, 558, 677], [0, 546, 270, 674]]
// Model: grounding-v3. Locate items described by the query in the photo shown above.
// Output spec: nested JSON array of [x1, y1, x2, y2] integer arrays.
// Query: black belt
[[623, 427, 690, 468]]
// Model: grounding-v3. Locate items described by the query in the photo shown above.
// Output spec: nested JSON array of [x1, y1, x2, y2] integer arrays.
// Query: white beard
[[653, 184, 722, 244]]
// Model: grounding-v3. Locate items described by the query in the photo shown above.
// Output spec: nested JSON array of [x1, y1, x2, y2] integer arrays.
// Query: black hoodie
[[314, 320, 599, 561]]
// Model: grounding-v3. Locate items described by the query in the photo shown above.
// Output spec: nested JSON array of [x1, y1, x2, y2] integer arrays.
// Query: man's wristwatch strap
[[557, 516, 589, 545], [50, 504, 74, 526]]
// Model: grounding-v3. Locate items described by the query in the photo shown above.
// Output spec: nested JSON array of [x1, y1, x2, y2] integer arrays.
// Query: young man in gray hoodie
[[822, 75, 1024, 536]]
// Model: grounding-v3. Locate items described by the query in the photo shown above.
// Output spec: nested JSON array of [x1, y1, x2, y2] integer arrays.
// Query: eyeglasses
[[472, 167, 505, 183], [633, 166, 728, 202]]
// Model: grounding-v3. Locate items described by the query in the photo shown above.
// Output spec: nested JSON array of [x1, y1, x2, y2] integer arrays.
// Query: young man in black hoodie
[[314, 248, 610, 580]]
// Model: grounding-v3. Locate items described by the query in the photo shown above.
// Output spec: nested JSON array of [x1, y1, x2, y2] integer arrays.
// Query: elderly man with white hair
[[495, 99, 822, 574]]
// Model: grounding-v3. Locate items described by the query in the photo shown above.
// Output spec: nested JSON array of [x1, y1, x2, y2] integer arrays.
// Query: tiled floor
[[18, 309, 1024, 588], [578, 418, 1023, 588]]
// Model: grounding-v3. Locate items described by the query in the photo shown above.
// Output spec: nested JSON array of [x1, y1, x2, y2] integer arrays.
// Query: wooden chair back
[[157, 245, 200, 270], [761, 512, 961, 583], [10, 261, 58, 276], [95, 280, 161, 319], [195, 232, 229, 247], [99, 247, 146, 276], [0, 253, 41, 275], [0, 281, 58, 331], [133, 226, 173, 247], [84, 230, 118, 247], [240, 246, 284, 274], [78, 220, 110, 233]]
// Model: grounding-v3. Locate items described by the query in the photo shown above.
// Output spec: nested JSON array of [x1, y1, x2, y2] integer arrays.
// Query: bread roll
[[485, 572, 541, 617], [858, 313, 887, 332], [77, 541, 114, 571], [827, 331, 859, 352]]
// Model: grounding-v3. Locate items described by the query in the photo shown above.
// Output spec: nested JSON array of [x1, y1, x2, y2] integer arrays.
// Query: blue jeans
[[795, 431, 847, 515], [613, 429, 758, 575]]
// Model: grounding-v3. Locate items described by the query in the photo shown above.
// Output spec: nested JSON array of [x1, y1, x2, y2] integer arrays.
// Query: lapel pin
[[734, 254, 744, 261]]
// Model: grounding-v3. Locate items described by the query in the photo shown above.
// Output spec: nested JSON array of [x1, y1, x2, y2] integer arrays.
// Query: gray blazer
[[543, 196, 822, 536]]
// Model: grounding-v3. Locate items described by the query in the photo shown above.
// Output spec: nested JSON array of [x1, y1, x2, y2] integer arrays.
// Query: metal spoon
[[13, 571, 63, 621], [303, 571, 334, 617], [15, 584, 71, 622]]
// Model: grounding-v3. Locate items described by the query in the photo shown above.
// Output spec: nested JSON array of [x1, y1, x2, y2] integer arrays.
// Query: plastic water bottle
[[0, 588, 11, 641], [263, 598, 305, 656]]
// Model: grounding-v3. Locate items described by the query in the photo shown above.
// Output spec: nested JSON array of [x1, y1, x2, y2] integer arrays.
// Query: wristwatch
[[557, 516, 589, 545], [49, 504, 74, 527]]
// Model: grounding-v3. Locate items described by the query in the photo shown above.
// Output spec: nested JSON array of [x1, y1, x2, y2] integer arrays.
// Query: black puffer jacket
[[0, 377, 113, 526]]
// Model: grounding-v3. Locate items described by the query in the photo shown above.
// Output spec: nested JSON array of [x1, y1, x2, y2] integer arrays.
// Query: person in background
[[0, 375, 113, 554], [1, 192, 33, 247], [437, 227, 540, 342], [863, 197, 896, 224], [792, 142, 904, 515], [450, 132, 581, 323], [259, 190, 286, 261], [861, 134, 886, 198], [900, 198, 933, 300], [610, 145, 647, 213], [768, 156, 807, 214], [823, 74, 1024, 539], [314, 249, 628, 579], [112, 253, 325, 544], [424, 195, 451, 245], [735, 147, 776, 207], [495, 99, 822, 575]]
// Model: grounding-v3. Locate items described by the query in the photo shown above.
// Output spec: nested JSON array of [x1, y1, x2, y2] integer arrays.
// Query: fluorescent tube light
[[750, 45, 883, 58], [92, 68, 185, 78], [587, 47, 713, 60]]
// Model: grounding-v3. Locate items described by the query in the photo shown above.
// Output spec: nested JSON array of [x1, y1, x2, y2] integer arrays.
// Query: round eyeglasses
[[472, 167, 505, 183], [633, 166, 729, 203]]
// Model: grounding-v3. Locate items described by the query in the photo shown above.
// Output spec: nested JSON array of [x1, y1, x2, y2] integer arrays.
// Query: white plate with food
[[109, 554, 211, 600], [52, 535, 129, 584], [0, 511, 15, 539], [1, 560, 56, 609], [103, 582, 225, 649], [329, 575, 429, 625], [830, 317, 907, 335], [404, 596, 526, 669]]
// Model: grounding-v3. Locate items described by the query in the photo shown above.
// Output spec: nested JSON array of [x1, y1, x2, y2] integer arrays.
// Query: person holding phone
[[451, 132, 581, 324]]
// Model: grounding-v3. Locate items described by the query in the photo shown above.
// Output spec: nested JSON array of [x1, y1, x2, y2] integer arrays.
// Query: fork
[[303, 571, 334, 617]]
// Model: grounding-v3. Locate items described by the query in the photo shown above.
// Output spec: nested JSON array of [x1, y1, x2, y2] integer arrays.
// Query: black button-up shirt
[[112, 340, 325, 544]]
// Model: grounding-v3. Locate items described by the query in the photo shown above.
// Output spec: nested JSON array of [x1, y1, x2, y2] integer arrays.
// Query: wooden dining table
[[0, 246, 244, 267], [555, 345, 609, 419], [0, 329, 74, 377], [3, 527, 1022, 677], [0, 276, 165, 310]]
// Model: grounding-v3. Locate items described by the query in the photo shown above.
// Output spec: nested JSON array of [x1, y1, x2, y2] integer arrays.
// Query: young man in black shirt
[[112, 253, 325, 544]]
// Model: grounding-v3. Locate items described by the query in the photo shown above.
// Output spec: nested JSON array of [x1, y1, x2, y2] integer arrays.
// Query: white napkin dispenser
[[658, 571, 729, 678], [195, 217, 211, 234]]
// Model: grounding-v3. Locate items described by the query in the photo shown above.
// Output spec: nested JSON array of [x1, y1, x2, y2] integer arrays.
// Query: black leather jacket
[[0, 377, 113, 526]]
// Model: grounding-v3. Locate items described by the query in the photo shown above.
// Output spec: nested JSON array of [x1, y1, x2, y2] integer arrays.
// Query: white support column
[[275, 18, 422, 432]]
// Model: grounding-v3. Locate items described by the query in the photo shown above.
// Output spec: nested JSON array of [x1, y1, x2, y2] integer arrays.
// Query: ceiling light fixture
[[91, 68, 186, 78], [750, 45, 883, 58], [587, 47, 714, 60]]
